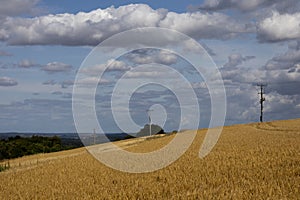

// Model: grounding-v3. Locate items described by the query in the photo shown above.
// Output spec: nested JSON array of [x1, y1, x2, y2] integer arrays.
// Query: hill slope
[[0, 119, 300, 199]]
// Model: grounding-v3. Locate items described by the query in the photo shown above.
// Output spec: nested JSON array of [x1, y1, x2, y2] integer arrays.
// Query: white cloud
[[257, 11, 300, 42], [0, 4, 246, 46], [106, 59, 132, 71], [0, 77, 18, 86], [126, 49, 178, 65], [159, 11, 245, 40], [121, 65, 180, 80], [264, 92, 299, 114], [42, 62, 72, 73], [76, 77, 110, 86], [82, 59, 131, 76], [18, 59, 37, 68]]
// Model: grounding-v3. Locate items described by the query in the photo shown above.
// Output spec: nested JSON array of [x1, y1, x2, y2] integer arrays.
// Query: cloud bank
[[0, 4, 247, 46]]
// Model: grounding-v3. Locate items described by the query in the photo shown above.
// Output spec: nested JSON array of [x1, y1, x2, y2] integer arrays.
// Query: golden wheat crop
[[0, 119, 299, 199]]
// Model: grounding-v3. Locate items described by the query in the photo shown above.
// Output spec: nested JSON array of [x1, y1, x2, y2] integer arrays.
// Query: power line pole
[[93, 128, 96, 145], [146, 109, 153, 136], [257, 84, 267, 122]]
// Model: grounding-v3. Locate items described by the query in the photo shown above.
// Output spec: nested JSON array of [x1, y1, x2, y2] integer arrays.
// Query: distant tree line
[[0, 135, 83, 161]]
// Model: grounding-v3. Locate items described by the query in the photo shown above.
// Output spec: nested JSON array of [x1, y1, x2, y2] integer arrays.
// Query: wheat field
[[0, 119, 299, 199]]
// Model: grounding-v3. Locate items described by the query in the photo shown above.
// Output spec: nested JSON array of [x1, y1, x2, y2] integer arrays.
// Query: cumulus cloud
[[0, 4, 247, 46], [17, 59, 37, 68], [82, 59, 131, 76], [223, 53, 255, 68], [219, 41, 300, 96], [220, 67, 265, 85], [264, 92, 300, 119], [42, 62, 72, 73], [159, 11, 246, 40], [106, 59, 132, 71], [0, 0, 40, 17], [0, 77, 18, 86], [126, 49, 178, 65], [257, 11, 300, 42], [220, 60, 300, 96], [264, 40, 300, 70], [264, 69, 300, 95]]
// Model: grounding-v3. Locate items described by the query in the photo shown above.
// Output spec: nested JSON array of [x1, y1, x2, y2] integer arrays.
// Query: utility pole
[[93, 128, 96, 145], [146, 109, 153, 136], [257, 84, 267, 122]]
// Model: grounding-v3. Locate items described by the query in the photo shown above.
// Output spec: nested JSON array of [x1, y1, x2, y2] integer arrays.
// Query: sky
[[0, 0, 300, 133]]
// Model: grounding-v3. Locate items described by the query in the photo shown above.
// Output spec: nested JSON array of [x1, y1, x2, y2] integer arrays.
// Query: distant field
[[0, 119, 299, 199]]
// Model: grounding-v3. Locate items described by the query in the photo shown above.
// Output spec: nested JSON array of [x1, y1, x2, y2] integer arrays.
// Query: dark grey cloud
[[199, 0, 300, 13], [61, 80, 74, 88], [264, 92, 300, 121], [264, 67, 300, 95], [223, 53, 255, 68], [220, 58, 300, 96], [62, 93, 72, 99], [43, 80, 74, 89], [199, 43, 216, 56], [217, 75, 300, 124], [264, 41, 300, 70], [51, 91, 72, 98], [219, 43, 300, 96], [0, 4, 247, 46], [43, 80, 57, 85], [51, 91, 63, 95], [0, 0, 40, 17], [0, 76, 18, 86]]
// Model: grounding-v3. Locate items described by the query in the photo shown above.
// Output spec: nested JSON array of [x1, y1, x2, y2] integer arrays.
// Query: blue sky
[[40, 0, 200, 13], [1, 0, 300, 133]]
